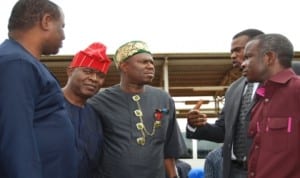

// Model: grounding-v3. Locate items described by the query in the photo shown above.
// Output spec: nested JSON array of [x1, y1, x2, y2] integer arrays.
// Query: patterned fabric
[[70, 42, 111, 74], [233, 82, 254, 160], [204, 146, 223, 178], [113, 40, 151, 68]]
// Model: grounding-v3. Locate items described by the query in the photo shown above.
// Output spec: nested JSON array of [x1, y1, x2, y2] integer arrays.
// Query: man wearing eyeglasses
[[62, 42, 111, 178]]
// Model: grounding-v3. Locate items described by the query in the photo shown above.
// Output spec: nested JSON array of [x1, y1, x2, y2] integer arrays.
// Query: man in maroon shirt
[[243, 33, 300, 178]]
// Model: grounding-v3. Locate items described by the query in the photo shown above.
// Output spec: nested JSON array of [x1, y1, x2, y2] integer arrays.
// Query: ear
[[66, 67, 74, 77], [40, 13, 53, 31], [264, 51, 277, 66], [119, 62, 128, 73]]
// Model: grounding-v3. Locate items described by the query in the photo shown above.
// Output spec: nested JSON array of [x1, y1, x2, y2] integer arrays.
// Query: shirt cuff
[[187, 124, 197, 132]]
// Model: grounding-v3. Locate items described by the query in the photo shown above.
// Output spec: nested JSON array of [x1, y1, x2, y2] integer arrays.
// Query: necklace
[[132, 95, 161, 146]]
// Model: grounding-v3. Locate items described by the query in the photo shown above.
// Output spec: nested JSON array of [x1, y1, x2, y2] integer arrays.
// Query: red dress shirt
[[248, 68, 300, 178]]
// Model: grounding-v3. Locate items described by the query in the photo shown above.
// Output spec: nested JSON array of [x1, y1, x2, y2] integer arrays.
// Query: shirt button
[[255, 145, 259, 149], [264, 98, 269, 102], [250, 172, 255, 177]]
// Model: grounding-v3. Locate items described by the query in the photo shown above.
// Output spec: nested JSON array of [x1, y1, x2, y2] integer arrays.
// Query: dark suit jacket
[[292, 61, 300, 75], [186, 76, 253, 178]]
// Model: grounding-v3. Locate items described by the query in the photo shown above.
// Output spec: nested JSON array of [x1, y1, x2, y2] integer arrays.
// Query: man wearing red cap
[[63, 42, 111, 178]]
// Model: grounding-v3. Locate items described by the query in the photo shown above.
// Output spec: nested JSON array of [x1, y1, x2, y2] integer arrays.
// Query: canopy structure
[[42, 52, 300, 118]]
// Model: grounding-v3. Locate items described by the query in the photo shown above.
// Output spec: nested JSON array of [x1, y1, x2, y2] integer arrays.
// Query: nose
[[241, 59, 249, 69], [89, 72, 98, 81], [230, 52, 237, 59], [62, 30, 66, 41], [146, 61, 154, 69]]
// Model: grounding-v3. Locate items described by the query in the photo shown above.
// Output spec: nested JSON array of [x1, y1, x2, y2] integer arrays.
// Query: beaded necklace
[[132, 95, 162, 145]]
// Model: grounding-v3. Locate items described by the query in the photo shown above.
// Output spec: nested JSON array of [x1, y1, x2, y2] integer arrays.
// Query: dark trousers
[[229, 161, 247, 178]]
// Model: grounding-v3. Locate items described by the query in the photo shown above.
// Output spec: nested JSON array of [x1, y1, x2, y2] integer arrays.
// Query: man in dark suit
[[186, 29, 264, 178]]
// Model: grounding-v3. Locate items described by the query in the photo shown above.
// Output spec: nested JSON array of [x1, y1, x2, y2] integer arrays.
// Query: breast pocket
[[263, 117, 291, 153], [151, 113, 170, 145]]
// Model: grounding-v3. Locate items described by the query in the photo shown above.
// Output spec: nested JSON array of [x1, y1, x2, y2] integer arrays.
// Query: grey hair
[[254, 33, 294, 68]]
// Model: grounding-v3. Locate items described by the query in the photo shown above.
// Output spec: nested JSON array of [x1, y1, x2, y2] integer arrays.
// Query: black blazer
[[292, 61, 300, 75], [186, 76, 251, 178]]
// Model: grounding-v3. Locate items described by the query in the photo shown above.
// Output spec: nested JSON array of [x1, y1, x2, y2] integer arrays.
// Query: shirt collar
[[265, 68, 296, 85]]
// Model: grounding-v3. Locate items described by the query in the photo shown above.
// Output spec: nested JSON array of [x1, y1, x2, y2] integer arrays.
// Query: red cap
[[69, 42, 112, 74]]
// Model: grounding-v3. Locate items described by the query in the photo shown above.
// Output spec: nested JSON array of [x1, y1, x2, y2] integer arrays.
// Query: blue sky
[[1, 0, 299, 55]]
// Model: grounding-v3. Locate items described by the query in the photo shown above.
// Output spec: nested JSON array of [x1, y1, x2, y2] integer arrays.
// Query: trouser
[[229, 160, 247, 178]]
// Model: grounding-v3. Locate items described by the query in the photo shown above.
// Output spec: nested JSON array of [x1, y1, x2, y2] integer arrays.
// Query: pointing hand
[[187, 100, 207, 127]]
